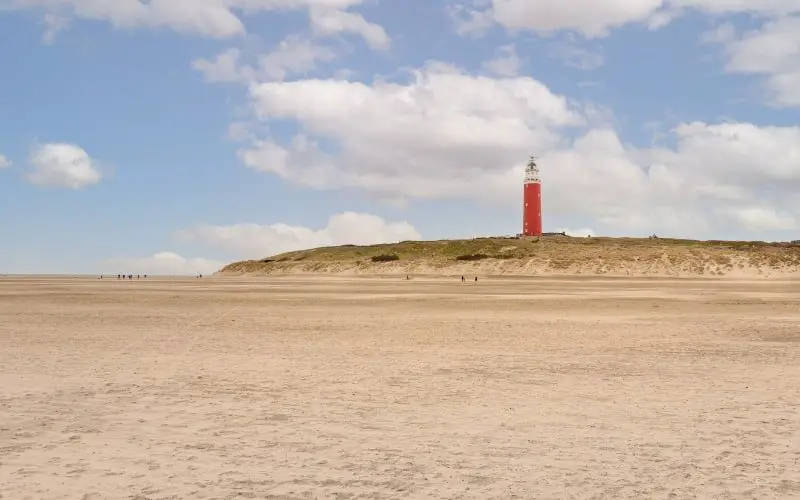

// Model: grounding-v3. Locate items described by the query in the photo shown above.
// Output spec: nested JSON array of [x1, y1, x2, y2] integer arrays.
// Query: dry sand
[[1, 275, 799, 499]]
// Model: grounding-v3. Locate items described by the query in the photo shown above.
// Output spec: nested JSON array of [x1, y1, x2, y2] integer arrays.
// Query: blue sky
[[1, 0, 798, 274]]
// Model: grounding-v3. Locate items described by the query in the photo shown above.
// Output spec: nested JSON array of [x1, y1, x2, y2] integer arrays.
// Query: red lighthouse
[[522, 156, 542, 237]]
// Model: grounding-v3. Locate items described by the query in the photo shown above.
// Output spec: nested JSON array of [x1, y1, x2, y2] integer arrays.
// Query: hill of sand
[[219, 236, 800, 278]]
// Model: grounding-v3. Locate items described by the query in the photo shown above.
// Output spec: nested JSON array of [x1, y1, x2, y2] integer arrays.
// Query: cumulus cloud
[[102, 212, 418, 276], [308, 5, 390, 50], [548, 34, 605, 70], [486, 0, 665, 37], [102, 252, 224, 276], [258, 36, 339, 80], [453, 0, 800, 38], [240, 62, 584, 201], [706, 16, 800, 107], [542, 122, 800, 233], [722, 206, 796, 231], [0, 154, 11, 168], [26, 143, 103, 189], [447, 3, 495, 37], [193, 37, 338, 84], [5, 0, 388, 48], [175, 212, 421, 259], [192, 48, 251, 83], [5, 0, 245, 38], [482, 44, 521, 76], [230, 59, 800, 236], [456, 1, 799, 83]]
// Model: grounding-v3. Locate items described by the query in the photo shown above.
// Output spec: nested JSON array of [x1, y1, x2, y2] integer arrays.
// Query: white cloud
[[41, 11, 70, 44], [0, 154, 11, 169], [699, 21, 736, 43], [240, 62, 584, 202], [259, 36, 338, 79], [105, 213, 419, 277], [175, 211, 421, 259], [26, 143, 103, 189], [675, 0, 799, 17], [542, 121, 800, 233], [193, 37, 338, 84], [707, 16, 800, 107], [192, 48, 252, 83], [548, 34, 605, 70], [486, 0, 664, 37], [453, 0, 800, 38], [6, 0, 388, 48], [102, 252, 223, 276], [308, 6, 390, 50], [722, 206, 796, 230], [8, 0, 246, 39], [447, 2, 495, 37], [228, 59, 800, 236], [482, 44, 521, 76]]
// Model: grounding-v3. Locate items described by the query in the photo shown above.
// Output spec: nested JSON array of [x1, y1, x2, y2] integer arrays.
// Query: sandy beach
[[1, 275, 799, 499]]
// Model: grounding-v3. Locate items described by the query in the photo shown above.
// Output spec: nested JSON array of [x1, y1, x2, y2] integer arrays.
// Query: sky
[[0, 0, 799, 275]]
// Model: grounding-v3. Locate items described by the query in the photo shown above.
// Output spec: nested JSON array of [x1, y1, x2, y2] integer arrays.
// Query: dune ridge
[[219, 236, 800, 278]]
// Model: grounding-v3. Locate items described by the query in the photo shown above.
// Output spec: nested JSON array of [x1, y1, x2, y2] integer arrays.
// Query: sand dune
[[1, 275, 799, 498], [220, 236, 800, 278]]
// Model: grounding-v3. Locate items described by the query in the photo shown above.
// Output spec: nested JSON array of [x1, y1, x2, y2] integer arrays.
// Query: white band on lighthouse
[[524, 156, 540, 184]]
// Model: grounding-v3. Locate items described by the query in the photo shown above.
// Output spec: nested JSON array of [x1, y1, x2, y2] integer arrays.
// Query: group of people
[[97, 273, 204, 279], [404, 275, 479, 282], [99, 274, 148, 280]]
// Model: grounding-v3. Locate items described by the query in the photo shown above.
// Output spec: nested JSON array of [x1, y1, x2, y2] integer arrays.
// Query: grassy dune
[[218, 236, 800, 278]]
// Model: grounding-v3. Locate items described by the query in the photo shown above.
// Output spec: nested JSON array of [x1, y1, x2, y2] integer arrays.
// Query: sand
[[219, 237, 800, 279], [1, 275, 799, 499]]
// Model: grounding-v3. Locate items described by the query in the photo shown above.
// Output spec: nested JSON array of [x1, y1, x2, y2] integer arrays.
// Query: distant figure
[[474, 276, 478, 282], [461, 275, 465, 282], [144, 274, 147, 279], [406, 275, 409, 280]]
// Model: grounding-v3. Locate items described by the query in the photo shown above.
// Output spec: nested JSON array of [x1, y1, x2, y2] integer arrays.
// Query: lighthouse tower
[[522, 156, 542, 237]]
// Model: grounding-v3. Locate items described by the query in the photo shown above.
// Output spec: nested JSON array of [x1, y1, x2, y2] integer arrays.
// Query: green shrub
[[371, 254, 400, 262], [456, 253, 490, 261]]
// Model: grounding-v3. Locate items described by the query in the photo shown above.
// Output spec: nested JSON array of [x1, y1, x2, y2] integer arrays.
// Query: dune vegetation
[[218, 235, 800, 278]]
